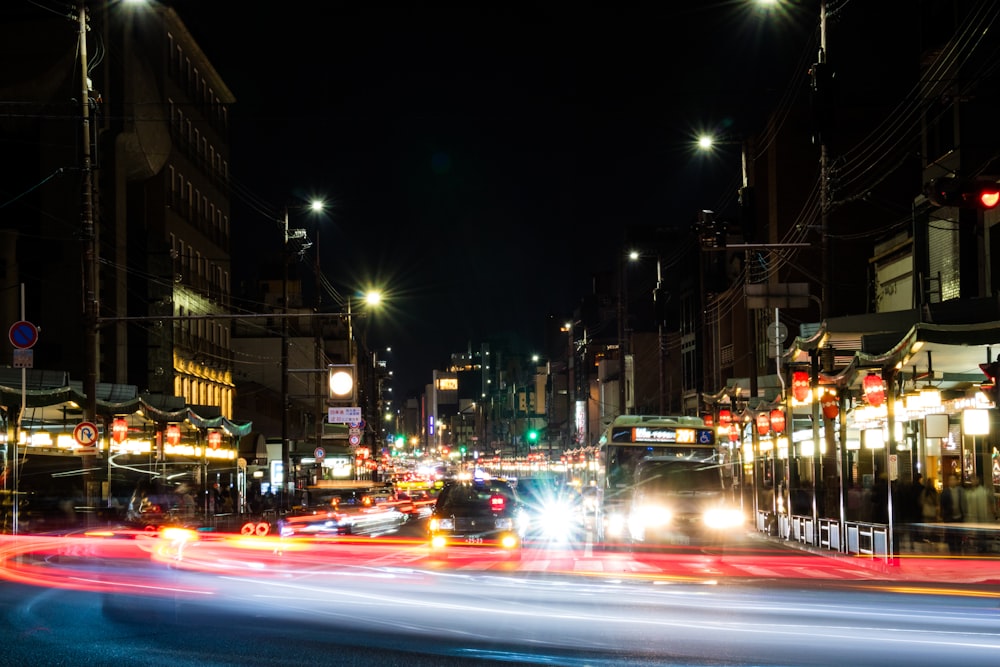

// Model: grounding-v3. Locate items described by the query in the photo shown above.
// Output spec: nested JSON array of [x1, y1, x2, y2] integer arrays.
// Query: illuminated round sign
[[329, 368, 354, 397]]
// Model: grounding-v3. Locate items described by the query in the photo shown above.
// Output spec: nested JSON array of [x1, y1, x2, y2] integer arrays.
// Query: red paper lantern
[[863, 373, 885, 407], [111, 418, 128, 444], [756, 412, 770, 436], [208, 431, 222, 449], [718, 408, 732, 427], [769, 409, 786, 434], [703, 414, 714, 428], [165, 424, 181, 447], [821, 391, 839, 420], [792, 370, 810, 402], [729, 424, 739, 442]]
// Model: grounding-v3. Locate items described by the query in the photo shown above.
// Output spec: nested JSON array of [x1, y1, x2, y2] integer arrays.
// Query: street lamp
[[626, 251, 667, 415], [344, 290, 383, 452]]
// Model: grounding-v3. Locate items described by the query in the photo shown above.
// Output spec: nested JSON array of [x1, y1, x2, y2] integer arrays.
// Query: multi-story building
[[0, 4, 245, 510]]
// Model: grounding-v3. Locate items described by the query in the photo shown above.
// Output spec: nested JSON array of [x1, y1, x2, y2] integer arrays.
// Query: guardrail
[[757, 510, 888, 560]]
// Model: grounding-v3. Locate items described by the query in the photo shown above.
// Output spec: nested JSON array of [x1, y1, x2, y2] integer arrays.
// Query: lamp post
[[618, 251, 631, 417], [308, 200, 326, 467], [561, 322, 575, 446], [344, 290, 382, 451]]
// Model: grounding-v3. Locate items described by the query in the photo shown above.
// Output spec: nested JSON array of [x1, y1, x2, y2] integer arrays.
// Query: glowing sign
[[436, 377, 458, 391], [613, 426, 715, 446]]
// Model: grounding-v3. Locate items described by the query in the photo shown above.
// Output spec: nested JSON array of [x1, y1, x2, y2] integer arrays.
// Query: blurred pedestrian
[[963, 475, 996, 553], [918, 475, 940, 545], [898, 473, 925, 550], [870, 473, 890, 524], [940, 473, 964, 553]]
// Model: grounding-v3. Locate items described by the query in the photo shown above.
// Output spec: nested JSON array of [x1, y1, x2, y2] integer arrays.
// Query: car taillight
[[490, 494, 506, 512]]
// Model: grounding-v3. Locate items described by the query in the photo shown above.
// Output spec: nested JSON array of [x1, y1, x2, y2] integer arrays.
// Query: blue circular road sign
[[9, 321, 38, 349]]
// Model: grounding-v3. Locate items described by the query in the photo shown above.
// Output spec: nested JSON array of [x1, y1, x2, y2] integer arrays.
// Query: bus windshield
[[636, 461, 722, 494], [606, 444, 715, 492]]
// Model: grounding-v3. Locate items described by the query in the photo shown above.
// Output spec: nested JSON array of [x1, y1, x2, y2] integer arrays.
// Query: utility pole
[[78, 3, 100, 518], [80, 3, 97, 428], [281, 208, 290, 510], [817, 0, 830, 319], [313, 226, 324, 473]]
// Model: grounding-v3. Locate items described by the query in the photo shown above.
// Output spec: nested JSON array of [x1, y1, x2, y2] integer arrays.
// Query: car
[[279, 484, 408, 537], [428, 474, 524, 559], [391, 489, 436, 518]]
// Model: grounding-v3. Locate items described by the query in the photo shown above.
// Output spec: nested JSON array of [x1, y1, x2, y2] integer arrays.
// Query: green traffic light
[[527, 430, 538, 442]]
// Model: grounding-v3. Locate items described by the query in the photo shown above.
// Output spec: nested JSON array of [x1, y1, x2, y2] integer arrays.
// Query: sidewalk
[[754, 522, 1000, 585]]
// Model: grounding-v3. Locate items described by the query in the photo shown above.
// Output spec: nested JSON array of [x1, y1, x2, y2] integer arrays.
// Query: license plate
[[464, 536, 484, 544]]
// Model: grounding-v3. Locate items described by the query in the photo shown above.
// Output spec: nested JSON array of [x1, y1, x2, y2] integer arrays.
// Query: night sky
[[167, 1, 815, 397]]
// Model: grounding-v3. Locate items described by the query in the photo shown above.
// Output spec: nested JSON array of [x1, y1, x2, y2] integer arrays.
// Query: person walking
[[940, 473, 965, 553], [918, 475, 940, 546], [962, 475, 997, 553]]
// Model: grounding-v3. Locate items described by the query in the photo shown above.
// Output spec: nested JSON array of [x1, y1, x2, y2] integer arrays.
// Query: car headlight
[[703, 508, 744, 529], [500, 533, 519, 549], [437, 518, 454, 530], [535, 501, 579, 540], [605, 512, 627, 537]]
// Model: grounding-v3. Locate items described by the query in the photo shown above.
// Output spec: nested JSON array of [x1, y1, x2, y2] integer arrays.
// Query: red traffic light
[[977, 184, 1000, 209], [925, 176, 1000, 209]]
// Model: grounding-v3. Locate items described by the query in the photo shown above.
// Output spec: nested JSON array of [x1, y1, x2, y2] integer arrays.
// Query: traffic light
[[526, 429, 539, 445], [924, 176, 1000, 209], [979, 360, 999, 405], [327, 364, 356, 402]]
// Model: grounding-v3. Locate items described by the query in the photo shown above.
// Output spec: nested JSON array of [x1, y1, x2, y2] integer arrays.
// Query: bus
[[592, 415, 743, 547]]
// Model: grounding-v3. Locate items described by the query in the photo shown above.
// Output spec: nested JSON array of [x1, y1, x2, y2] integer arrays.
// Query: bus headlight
[[634, 504, 673, 528], [703, 508, 744, 529]]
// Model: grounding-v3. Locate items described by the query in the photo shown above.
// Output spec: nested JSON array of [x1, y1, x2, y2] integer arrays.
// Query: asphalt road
[[1, 528, 999, 666]]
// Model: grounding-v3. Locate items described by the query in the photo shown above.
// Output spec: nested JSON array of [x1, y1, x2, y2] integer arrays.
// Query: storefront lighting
[[920, 385, 941, 407], [864, 428, 885, 449], [963, 408, 990, 436], [31, 430, 52, 446]]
